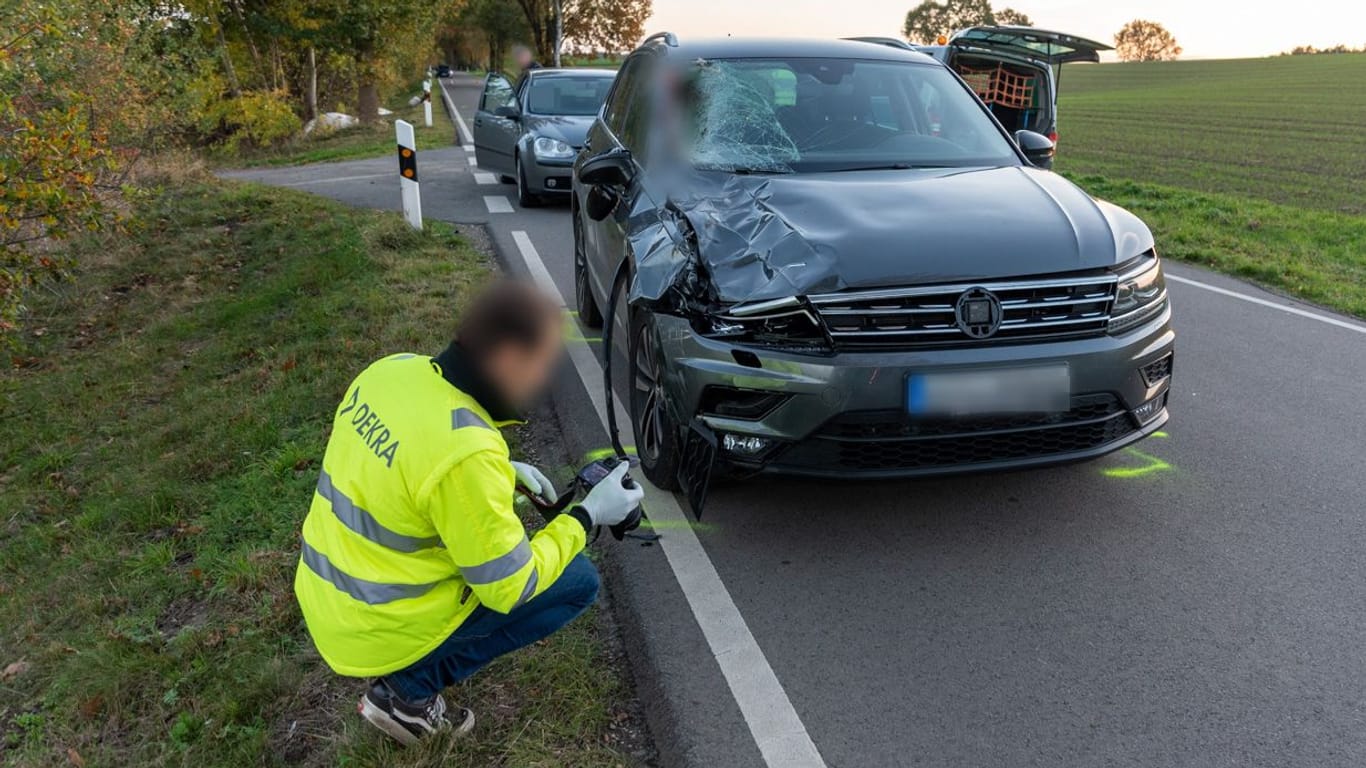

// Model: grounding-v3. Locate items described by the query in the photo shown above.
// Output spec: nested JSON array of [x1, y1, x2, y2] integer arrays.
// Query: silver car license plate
[[907, 365, 1071, 416]]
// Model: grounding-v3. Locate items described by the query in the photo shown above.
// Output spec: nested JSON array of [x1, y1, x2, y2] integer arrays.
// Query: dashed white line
[[508, 230, 827, 768], [467, 156, 478, 166], [1168, 274, 1366, 336], [484, 196, 512, 214], [473, 172, 497, 185]]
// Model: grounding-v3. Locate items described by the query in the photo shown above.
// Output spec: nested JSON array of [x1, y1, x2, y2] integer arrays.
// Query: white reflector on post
[[396, 120, 422, 230], [423, 79, 433, 128]]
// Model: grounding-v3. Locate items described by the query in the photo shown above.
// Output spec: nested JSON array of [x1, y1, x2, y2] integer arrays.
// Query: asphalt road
[[226, 74, 1366, 768]]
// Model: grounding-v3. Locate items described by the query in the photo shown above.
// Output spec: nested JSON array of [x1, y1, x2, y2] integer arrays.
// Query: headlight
[[533, 137, 574, 160], [1108, 252, 1168, 334]]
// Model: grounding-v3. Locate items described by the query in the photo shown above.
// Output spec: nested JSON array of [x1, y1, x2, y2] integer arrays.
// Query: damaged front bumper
[[649, 302, 1174, 478]]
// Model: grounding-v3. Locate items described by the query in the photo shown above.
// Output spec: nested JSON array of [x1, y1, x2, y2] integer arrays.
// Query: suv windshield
[[527, 75, 614, 116], [680, 57, 1019, 173]]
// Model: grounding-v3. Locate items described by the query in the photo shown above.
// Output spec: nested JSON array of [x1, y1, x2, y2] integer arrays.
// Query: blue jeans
[[383, 554, 601, 701]]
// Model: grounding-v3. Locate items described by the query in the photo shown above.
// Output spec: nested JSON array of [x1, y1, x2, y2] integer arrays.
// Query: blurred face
[[482, 314, 564, 409], [516, 48, 533, 68]]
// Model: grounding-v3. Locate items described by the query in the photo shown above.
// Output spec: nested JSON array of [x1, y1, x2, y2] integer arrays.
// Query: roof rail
[[642, 31, 678, 47]]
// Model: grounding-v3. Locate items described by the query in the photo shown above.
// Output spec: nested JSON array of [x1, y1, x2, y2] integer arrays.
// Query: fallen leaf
[[2, 659, 30, 682], [67, 747, 86, 767]]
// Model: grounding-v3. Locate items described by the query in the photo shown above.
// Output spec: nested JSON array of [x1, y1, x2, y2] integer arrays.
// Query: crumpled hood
[[631, 166, 1154, 306]]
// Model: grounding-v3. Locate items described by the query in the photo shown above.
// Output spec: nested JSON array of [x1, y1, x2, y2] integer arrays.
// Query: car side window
[[618, 61, 655, 159], [480, 74, 514, 112], [603, 57, 642, 137]]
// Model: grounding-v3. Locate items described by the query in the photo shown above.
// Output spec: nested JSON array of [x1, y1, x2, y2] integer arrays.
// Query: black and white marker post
[[422, 78, 433, 128], [396, 120, 422, 230]]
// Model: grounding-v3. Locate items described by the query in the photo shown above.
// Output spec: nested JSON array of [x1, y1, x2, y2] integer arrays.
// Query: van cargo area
[[951, 54, 1051, 135]]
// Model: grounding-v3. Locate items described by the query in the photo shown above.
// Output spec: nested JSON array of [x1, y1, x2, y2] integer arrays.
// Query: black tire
[[628, 303, 682, 490], [498, 174, 515, 185], [574, 215, 603, 328], [515, 154, 541, 208]]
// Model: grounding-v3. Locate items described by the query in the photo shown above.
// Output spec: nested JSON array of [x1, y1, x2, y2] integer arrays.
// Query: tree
[[902, 0, 1029, 45], [1114, 19, 1182, 62], [993, 7, 1033, 27], [307, 0, 440, 123], [513, 0, 650, 64]]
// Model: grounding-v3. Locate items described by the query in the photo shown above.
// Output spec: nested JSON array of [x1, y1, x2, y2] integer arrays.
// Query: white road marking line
[[464, 145, 475, 153], [509, 230, 827, 768], [473, 172, 497, 185], [279, 172, 392, 187], [484, 196, 512, 214], [440, 82, 475, 146], [1168, 274, 1366, 336], [467, 156, 478, 166]]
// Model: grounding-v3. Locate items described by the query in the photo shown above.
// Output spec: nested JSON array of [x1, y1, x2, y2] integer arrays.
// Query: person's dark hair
[[456, 280, 561, 361]]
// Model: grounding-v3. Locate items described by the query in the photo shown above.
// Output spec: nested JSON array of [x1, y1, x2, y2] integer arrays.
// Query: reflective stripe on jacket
[[293, 353, 587, 677]]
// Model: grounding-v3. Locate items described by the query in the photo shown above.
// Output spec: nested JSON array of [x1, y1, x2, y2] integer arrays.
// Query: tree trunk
[[357, 80, 379, 124], [307, 47, 318, 120], [216, 25, 242, 98]]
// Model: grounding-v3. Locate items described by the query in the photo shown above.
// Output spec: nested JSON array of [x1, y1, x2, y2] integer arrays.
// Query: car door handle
[[473, 118, 482, 127]]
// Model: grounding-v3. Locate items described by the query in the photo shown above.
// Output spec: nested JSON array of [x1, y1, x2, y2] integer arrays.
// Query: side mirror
[[1014, 130, 1055, 168], [494, 104, 521, 120], [585, 186, 618, 222], [579, 149, 634, 188]]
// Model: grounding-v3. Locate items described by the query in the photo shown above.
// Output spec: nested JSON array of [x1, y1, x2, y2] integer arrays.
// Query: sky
[[643, 0, 1366, 60]]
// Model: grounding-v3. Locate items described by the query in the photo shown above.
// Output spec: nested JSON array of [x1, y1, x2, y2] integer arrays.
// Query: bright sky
[[644, 0, 1366, 60]]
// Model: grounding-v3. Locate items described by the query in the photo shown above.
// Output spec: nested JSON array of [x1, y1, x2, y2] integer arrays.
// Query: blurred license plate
[[907, 365, 1070, 416]]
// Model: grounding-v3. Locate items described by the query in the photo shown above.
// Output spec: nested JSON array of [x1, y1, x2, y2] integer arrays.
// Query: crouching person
[[293, 280, 643, 744]]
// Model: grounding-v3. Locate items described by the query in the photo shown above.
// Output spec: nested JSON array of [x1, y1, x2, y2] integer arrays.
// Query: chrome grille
[[809, 274, 1118, 347]]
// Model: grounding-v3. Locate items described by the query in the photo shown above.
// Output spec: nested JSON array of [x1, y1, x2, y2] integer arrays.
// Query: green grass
[[1067, 173, 1366, 318], [1058, 54, 1366, 214], [0, 181, 636, 767], [225, 87, 455, 169]]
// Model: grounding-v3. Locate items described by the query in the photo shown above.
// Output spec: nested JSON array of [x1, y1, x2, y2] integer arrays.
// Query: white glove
[[511, 461, 558, 504], [578, 462, 644, 527]]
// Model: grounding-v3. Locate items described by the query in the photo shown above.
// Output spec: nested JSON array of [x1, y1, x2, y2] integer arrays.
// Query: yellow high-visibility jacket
[[294, 352, 586, 677]]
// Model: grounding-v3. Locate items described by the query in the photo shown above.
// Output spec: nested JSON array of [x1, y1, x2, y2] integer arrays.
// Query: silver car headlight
[[1108, 251, 1168, 334], [533, 137, 574, 160]]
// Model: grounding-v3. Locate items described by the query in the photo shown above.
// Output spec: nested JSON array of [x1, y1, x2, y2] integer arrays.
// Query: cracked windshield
[[683, 57, 1019, 173]]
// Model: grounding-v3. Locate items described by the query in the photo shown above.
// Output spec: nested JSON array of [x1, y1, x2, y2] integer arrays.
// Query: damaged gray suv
[[572, 35, 1173, 489]]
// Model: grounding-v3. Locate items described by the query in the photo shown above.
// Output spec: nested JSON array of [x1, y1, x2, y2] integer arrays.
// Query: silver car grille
[[808, 273, 1118, 347]]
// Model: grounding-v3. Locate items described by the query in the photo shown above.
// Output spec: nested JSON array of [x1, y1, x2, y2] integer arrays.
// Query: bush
[[203, 91, 303, 153]]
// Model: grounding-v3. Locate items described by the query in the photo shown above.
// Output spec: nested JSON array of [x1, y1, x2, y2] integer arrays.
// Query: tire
[[574, 214, 603, 328], [515, 154, 541, 208], [498, 175, 515, 185], [628, 302, 682, 490]]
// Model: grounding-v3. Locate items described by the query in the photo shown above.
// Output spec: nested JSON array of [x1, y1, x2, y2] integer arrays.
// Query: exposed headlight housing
[[533, 137, 575, 160], [700, 296, 830, 351], [1108, 251, 1168, 334]]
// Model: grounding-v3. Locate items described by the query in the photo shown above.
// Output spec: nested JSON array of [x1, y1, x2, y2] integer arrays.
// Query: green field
[[1058, 53, 1366, 215]]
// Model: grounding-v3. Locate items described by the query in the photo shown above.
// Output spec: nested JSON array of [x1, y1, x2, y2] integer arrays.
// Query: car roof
[[528, 68, 617, 78], [647, 36, 940, 65]]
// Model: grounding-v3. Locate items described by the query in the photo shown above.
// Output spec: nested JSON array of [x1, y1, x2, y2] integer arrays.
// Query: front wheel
[[628, 308, 681, 490], [515, 154, 541, 208]]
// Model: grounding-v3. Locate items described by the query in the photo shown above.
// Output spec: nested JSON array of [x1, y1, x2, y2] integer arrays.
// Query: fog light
[[721, 434, 770, 456], [1131, 392, 1167, 424], [546, 178, 558, 188]]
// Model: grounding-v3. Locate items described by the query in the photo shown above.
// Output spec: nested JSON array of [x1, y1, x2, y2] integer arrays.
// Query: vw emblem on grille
[[954, 287, 1003, 339]]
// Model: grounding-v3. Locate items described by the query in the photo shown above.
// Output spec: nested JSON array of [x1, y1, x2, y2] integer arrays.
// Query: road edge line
[[1167, 274, 1366, 335], [509, 230, 827, 768], [438, 78, 474, 146]]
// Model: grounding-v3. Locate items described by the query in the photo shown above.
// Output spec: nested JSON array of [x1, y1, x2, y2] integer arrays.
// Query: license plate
[[907, 365, 1070, 416]]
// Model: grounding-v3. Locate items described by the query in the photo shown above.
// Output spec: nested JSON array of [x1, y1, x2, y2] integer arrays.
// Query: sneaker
[[358, 681, 475, 746]]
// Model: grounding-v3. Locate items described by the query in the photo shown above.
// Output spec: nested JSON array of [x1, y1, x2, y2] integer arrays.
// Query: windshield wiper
[[727, 166, 794, 175], [825, 162, 954, 172]]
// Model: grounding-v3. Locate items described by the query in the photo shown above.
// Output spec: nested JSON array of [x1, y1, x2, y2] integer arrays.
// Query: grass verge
[[1069, 173, 1366, 319], [224, 87, 455, 169], [0, 180, 636, 767]]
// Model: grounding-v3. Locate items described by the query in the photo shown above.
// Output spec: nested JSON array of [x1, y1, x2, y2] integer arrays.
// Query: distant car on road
[[572, 34, 1173, 486], [848, 27, 1112, 163], [473, 68, 616, 206], [435, 64, 452, 78]]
